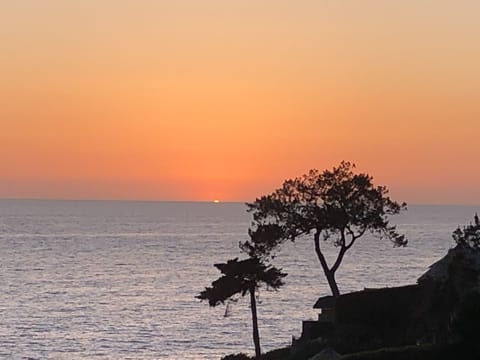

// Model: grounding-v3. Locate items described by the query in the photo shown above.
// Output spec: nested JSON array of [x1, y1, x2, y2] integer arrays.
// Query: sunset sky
[[1, 1, 479, 203]]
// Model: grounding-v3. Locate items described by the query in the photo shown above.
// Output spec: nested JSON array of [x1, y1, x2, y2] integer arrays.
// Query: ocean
[[0, 200, 478, 359]]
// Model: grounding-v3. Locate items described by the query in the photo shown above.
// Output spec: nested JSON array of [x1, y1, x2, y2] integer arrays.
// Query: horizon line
[[0, 197, 479, 207]]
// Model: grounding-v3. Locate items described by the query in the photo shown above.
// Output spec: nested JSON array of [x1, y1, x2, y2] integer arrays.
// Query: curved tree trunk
[[249, 287, 261, 359], [314, 231, 342, 298], [325, 270, 340, 298]]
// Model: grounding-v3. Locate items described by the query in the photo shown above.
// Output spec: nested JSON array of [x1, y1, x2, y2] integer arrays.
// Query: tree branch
[[345, 226, 367, 250], [314, 230, 331, 273], [331, 245, 347, 273]]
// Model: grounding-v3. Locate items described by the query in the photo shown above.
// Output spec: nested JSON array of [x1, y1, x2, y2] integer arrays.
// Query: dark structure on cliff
[[299, 243, 480, 351]]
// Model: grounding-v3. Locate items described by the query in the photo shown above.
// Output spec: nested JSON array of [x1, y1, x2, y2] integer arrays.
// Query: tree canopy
[[197, 257, 286, 358], [244, 161, 406, 297], [197, 257, 286, 306]]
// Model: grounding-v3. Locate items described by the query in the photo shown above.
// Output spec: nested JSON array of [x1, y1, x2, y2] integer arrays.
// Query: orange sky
[[1, 1, 479, 203]]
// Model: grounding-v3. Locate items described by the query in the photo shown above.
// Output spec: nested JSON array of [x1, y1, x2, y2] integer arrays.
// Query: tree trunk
[[249, 287, 262, 359], [314, 231, 342, 298], [325, 270, 340, 298]]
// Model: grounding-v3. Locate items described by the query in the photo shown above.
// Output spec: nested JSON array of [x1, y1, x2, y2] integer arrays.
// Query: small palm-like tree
[[197, 257, 286, 359]]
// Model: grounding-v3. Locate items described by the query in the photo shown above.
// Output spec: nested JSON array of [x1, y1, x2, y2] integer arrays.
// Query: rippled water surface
[[0, 200, 478, 359]]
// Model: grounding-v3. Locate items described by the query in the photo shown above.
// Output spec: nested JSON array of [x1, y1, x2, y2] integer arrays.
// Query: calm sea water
[[0, 200, 478, 359]]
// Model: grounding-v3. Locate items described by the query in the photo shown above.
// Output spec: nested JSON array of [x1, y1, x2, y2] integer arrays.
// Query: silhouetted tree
[[241, 223, 286, 260], [244, 161, 406, 297], [197, 257, 286, 359], [453, 213, 480, 250]]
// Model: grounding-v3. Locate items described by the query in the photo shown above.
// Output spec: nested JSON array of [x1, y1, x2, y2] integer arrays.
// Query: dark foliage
[[341, 343, 479, 360], [198, 257, 286, 358], [453, 213, 480, 250], [241, 224, 286, 260], [197, 258, 286, 307], [221, 353, 251, 360], [246, 161, 407, 248], [450, 291, 480, 345]]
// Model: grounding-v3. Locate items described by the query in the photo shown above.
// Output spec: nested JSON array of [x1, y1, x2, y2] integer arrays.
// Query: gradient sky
[[1, 1, 479, 203]]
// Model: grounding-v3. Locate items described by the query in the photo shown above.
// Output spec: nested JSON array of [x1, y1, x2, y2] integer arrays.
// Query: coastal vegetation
[[244, 161, 406, 297], [219, 214, 480, 360], [453, 213, 480, 249], [199, 162, 480, 359], [197, 257, 286, 358]]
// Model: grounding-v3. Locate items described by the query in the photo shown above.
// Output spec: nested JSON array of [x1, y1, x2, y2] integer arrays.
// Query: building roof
[[313, 285, 421, 309], [313, 295, 335, 309]]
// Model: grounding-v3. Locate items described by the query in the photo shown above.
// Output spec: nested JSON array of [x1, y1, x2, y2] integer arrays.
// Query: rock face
[[418, 243, 480, 288], [417, 244, 480, 343]]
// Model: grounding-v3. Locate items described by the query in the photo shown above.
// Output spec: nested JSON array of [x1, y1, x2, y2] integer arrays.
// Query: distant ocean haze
[[0, 200, 478, 359]]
